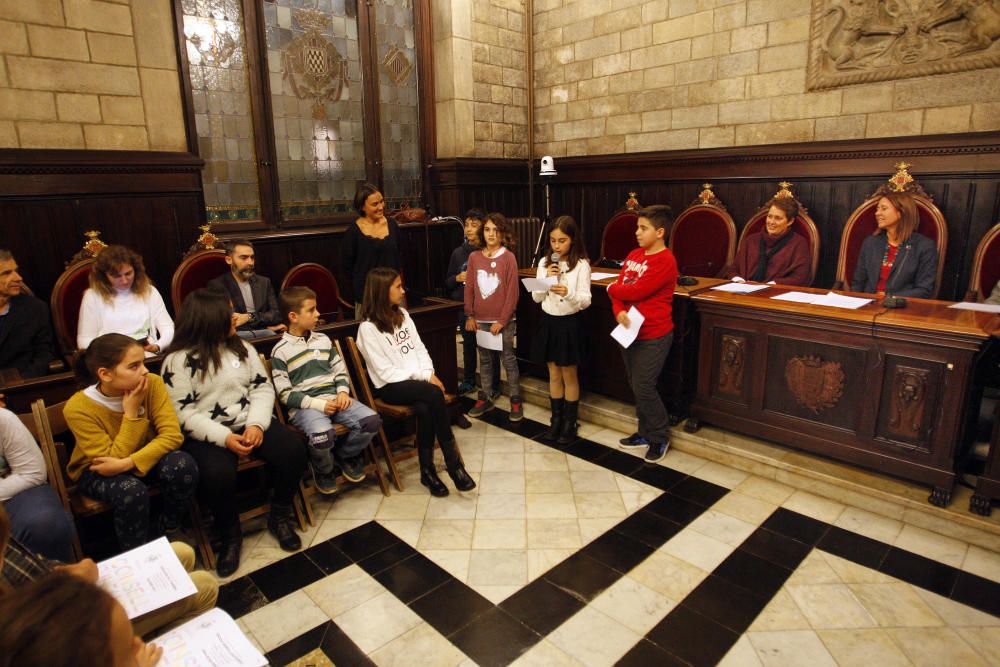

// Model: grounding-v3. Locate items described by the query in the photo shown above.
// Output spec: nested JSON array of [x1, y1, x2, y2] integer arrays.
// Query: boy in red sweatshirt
[[607, 205, 678, 462]]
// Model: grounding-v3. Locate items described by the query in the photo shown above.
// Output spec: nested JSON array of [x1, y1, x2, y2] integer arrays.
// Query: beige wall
[[0, 0, 186, 151]]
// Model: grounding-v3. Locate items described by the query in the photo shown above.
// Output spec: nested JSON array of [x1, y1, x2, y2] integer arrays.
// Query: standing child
[[271, 286, 381, 494], [464, 212, 524, 421], [357, 268, 476, 497], [608, 205, 679, 462], [65, 333, 197, 551], [530, 216, 592, 443]]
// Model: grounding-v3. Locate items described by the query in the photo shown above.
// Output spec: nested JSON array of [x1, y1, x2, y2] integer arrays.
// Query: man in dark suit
[[0, 250, 57, 379], [207, 240, 286, 339]]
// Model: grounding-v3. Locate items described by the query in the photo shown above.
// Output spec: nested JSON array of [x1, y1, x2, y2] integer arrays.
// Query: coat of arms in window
[[282, 9, 348, 120]]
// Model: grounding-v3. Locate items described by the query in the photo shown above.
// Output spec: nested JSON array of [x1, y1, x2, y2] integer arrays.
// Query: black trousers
[[377, 380, 453, 452], [182, 422, 307, 535]]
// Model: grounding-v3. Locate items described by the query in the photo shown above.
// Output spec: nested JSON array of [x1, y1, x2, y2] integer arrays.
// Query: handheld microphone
[[550, 251, 561, 273]]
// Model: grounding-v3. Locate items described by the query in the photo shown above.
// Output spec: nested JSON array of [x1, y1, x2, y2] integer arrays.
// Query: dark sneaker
[[619, 434, 649, 449], [340, 456, 366, 483], [509, 399, 524, 422], [645, 441, 669, 463], [457, 380, 475, 395], [490, 388, 502, 402], [312, 466, 338, 495], [468, 398, 494, 418]]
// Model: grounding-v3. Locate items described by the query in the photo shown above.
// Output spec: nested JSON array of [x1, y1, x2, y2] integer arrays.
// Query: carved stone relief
[[808, 0, 1000, 90], [785, 355, 845, 413], [717, 334, 746, 396]]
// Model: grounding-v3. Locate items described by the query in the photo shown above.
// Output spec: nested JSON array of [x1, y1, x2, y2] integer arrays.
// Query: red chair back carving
[[280, 263, 353, 321], [967, 222, 1000, 302], [50, 259, 94, 359], [739, 208, 821, 286], [670, 185, 736, 278], [171, 249, 228, 312]]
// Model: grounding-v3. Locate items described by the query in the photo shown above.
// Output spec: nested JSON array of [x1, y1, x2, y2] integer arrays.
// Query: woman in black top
[[342, 183, 401, 307]]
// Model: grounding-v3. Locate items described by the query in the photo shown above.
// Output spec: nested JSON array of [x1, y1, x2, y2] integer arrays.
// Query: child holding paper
[[608, 205, 678, 462], [530, 216, 592, 443]]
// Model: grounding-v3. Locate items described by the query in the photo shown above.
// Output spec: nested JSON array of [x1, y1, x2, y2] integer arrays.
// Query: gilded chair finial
[[889, 162, 914, 192], [625, 192, 640, 211], [775, 182, 795, 199]]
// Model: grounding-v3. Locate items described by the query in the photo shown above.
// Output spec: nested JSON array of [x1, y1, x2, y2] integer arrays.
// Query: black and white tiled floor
[[213, 401, 1000, 666]]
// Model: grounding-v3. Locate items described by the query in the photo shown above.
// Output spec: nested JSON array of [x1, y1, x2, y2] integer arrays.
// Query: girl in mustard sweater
[[65, 333, 197, 550]]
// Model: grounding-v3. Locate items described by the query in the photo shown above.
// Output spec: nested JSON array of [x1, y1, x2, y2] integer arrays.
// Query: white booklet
[[475, 329, 503, 351], [710, 282, 769, 294], [98, 537, 197, 619], [610, 306, 645, 349], [950, 301, 1000, 313], [590, 272, 619, 281], [810, 292, 872, 309], [156, 608, 267, 667], [771, 291, 820, 304], [521, 276, 557, 292]]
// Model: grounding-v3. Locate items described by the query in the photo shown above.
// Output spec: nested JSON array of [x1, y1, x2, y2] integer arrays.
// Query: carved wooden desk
[[688, 285, 1000, 506]]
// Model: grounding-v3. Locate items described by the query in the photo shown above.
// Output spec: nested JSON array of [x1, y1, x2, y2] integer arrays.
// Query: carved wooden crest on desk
[[785, 355, 845, 413]]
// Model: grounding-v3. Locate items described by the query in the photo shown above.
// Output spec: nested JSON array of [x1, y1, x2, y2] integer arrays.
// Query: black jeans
[[377, 380, 454, 452], [621, 333, 674, 443], [182, 423, 307, 535]]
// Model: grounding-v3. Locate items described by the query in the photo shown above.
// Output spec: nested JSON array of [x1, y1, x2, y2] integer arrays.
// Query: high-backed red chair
[[670, 184, 736, 278], [171, 249, 228, 312], [597, 192, 641, 266], [50, 231, 109, 361], [736, 182, 821, 286], [280, 263, 354, 321], [966, 221, 1000, 302], [834, 163, 948, 296]]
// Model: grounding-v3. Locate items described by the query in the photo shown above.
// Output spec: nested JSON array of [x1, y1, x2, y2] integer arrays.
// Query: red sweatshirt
[[608, 246, 678, 340], [464, 247, 519, 326]]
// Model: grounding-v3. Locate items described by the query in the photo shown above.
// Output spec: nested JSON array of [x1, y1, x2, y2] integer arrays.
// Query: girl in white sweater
[[77, 245, 174, 355], [357, 268, 475, 497]]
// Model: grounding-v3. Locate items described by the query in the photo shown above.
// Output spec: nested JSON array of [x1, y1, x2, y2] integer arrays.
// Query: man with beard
[[0, 250, 57, 378], [207, 240, 286, 339]]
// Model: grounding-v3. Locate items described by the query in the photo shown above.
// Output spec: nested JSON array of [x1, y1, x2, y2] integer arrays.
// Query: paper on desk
[[476, 329, 503, 351], [157, 609, 267, 667], [590, 272, 619, 281], [611, 306, 645, 349], [810, 292, 872, 309], [711, 282, 769, 294], [950, 301, 1000, 313], [521, 276, 557, 292], [98, 537, 197, 619], [771, 291, 822, 304]]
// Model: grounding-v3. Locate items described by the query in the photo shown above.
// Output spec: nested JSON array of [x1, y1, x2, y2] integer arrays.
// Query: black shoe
[[645, 441, 670, 463], [421, 467, 450, 497], [268, 506, 302, 552], [447, 464, 476, 492], [544, 397, 565, 441], [557, 400, 579, 445], [340, 456, 366, 483], [216, 536, 242, 577]]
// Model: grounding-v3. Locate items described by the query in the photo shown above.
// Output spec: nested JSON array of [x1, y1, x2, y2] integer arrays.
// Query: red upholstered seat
[[280, 262, 354, 321], [739, 206, 821, 286], [171, 249, 228, 312], [599, 210, 639, 264], [967, 222, 1000, 302], [670, 186, 736, 278], [50, 259, 94, 360]]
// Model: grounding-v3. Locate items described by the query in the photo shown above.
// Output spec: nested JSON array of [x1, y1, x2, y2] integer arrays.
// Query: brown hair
[[0, 572, 117, 666], [0, 249, 12, 262], [72, 333, 142, 386], [764, 196, 800, 223], [279, 285, 317, 325], [89, 245, 152, 302], [225, 239, 254, 258], [477, 212, 517, 250], [636, 205, 674, 232], [359, 267, 404, 334], [877, 192, 919, 243], [165, 288, 248, 378], [354, 182, 382, 216], [546, 215, 588, 272]]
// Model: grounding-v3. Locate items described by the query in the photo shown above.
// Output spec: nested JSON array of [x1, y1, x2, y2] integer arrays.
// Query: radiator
[[508, 216, 543, 267]]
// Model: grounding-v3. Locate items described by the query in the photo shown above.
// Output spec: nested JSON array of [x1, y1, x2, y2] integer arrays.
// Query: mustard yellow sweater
[[65, 374, 184, 481]]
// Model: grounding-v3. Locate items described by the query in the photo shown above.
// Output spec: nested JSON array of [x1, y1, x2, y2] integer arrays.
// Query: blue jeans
[[291, 401, 381, 475], [4, 484, 76, 562]]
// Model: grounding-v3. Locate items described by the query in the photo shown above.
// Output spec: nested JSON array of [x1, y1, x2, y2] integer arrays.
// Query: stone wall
[[0, 0, 186, 151]]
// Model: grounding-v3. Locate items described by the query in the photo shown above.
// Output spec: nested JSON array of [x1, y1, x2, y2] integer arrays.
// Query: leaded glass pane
[[265, 0, 367, 220], [181, 0, 260, 223]]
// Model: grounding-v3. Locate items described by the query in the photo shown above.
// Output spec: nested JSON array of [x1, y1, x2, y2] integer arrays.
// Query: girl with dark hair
[[162, 289, 307, 577], [530, 215, 592, 443], [65, 333, 196, 551], [78, 245, 174, 355], [357, 268, 475, 497], [342, 182, 401, 307], [728, 196, 810, 286]]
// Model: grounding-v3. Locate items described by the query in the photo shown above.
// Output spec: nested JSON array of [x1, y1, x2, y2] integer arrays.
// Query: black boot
[[544, 397, 565, 441], [440, 439, 476, 492], [419, 447, 449, 497], [268, 503, 302, 552], [216, 524, 243, 578], [557, 400, 579, 445]]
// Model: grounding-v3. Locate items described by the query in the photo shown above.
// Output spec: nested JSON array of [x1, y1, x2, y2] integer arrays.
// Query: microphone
[[549, 252, 561, 275]]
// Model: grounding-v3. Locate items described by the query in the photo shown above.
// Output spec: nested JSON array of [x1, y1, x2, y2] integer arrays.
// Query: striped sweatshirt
[[270, 330, 350, 413]]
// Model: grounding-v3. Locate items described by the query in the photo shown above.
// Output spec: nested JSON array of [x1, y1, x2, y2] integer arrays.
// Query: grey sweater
[[0, 408, 47, 502]]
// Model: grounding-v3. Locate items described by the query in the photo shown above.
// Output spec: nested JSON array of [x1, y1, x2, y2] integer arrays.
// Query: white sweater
[[0, 408, 47, 502], [357, 308, 434, 389], [531, 258, 593, 316], [77, 287, 174, 352]]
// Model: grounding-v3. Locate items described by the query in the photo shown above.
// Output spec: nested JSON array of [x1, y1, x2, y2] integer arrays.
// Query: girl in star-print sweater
[[162, 288, 307, 577]]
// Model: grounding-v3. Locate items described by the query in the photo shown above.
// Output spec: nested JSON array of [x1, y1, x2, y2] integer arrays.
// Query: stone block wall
[[0, 0, 186, 151]]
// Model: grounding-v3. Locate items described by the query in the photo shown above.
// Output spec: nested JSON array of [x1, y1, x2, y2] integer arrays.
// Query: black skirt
[[531, 311, 584, 366]]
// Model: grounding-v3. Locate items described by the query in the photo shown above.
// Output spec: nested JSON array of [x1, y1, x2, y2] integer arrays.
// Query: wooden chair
[[670, 184, 737, 278], [280, 263, 354, 322], [834, 163, 948, 296], [597, 192, 642, 266], [736, 182, 821, 286], [170, 248, 228, 312], [965, 221, 1000, 302]]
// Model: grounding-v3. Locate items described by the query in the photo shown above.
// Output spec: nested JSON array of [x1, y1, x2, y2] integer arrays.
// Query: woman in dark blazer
[[851, 192, 938, 299]]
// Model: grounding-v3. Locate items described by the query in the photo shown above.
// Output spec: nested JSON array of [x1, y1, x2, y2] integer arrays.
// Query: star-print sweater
[[161, 340, 274, 447], [463, 246, 519, 326], [270, 330, 350, 413]]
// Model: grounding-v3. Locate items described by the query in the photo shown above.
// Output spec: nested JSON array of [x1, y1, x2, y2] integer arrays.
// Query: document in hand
[[950, 301, 1000, 313], [590, 272, 619, 281], [521, 276, 557, 292], [156, 608, 267, 667], [710, 282, 770, 294], [98, 537, 197, 619], [610, 306, 645, 349], [476, 329, 503, 351]]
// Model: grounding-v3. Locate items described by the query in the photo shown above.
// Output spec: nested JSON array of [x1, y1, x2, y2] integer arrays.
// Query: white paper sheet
[[610, 306, 645, 349], [950, 301, 1000, 313], [97, 537, 197, 619], [156, 609, 267, 667], [476, 329, 503, 351], [590, 272, 619, 281], [810, 292, 872, 309], [771, 291, 822, 304], [710, 282, 770, 294], [521, 276, 557, 292]]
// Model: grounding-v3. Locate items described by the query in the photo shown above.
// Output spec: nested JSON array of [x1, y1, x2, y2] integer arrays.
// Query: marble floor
[[210, 398, 1000, 666]]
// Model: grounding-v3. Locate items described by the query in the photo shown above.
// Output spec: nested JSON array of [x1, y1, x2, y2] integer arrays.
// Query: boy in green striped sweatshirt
[[271, 287, 381, 493]]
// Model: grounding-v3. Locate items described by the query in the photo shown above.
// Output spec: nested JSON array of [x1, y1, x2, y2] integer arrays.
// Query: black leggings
[[182, 423, 307, 534], [377, 380, 453, 451]]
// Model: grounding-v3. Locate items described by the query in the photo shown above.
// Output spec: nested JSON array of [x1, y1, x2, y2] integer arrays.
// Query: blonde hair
[[89, 245, 152, 302]]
